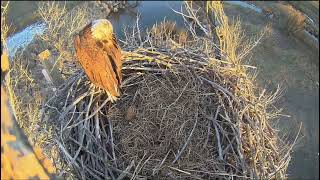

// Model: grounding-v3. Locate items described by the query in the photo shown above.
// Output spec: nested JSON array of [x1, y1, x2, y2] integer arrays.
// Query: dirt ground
[[223, 2, 319, 179]]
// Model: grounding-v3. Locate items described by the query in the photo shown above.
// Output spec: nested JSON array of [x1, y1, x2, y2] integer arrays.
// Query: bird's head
[[91, 19, 114, 41]]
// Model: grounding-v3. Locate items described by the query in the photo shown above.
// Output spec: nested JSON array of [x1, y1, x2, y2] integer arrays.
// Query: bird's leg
[[105, 91, 117, 103], [89, 83, 95, 90]]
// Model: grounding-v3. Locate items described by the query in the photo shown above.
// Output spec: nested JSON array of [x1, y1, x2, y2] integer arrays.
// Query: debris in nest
[[9, 1, 295, 179], [44, 22, 293, 179]]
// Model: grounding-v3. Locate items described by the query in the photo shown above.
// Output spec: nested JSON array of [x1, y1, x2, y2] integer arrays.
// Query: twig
[[212, 106, 223, 160], [116, 160, 135, 180], [94, 110, 100, 140], [136, 13, 142, 46], [172, 99, 199, 164], [153, 150, 171, 175], [168, 166, 191, 175], [267, 122, 302, 179], [108, 114, 117, 168], [68, 97, 110, 128], [58, 91, 90, 121]]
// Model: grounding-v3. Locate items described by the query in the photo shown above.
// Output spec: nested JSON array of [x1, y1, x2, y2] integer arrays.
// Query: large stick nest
[[43, 3, 293, 179]]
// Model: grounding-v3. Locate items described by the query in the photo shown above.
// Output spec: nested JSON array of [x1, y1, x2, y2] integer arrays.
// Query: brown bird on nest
[[74, 19, 122, 102]]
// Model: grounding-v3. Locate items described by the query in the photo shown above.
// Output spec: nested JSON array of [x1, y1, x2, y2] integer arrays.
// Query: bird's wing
[[93, 49, 120, 97], [74, 35, 96, 83], [74, 34, 121, 97], [102, 34, 123, 84]]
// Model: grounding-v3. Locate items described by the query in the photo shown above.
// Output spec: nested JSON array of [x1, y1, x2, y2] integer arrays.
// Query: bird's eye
[[102, 40, 108, 43], [96, 41, 104, 48]]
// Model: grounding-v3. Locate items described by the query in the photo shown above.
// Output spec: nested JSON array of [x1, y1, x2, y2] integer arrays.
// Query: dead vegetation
[[1, 1, 136, 177], [150, 19, 189, 47], [35, 1, 131, 77], [273, 4, 306, 36], [41, 1, 295, 179], [36, 1, 91, 74], [1, 1, 298, 179], [1, 1, 10, 49]]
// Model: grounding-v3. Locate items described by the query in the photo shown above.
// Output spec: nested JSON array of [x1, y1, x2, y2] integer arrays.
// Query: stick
[[58, 91, 90, 121], [116, 160, 135, 180], [68, 97, 110, 128], [108, 115, 117, 167], [172, 102, 199, 164], [212, 106, 223, 160], [95, 111, 101, 140]]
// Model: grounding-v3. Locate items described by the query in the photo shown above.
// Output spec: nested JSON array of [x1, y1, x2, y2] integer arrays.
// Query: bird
[[74, 19, 122, 102]]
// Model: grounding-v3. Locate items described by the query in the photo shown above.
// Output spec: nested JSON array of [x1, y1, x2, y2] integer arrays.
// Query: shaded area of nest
[[44, 35, 291, 179]]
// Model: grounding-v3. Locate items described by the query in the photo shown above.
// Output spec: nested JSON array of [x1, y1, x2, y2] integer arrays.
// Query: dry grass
[[177, 29, 188, 46], [150, 20, 176, 43], [2, 1, 296, 179], [1, 2, 130, 178], [150, 19, 189, 47], [1, 1, 47, 146], [1, 1, 84, 176], [42, 2, 295, 179], [1, 1, 10, 50], [1, 1, 10, 79], [37, 1, 91, 74], [275, 4, 306, 35], [2, 47, 67, 176]]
